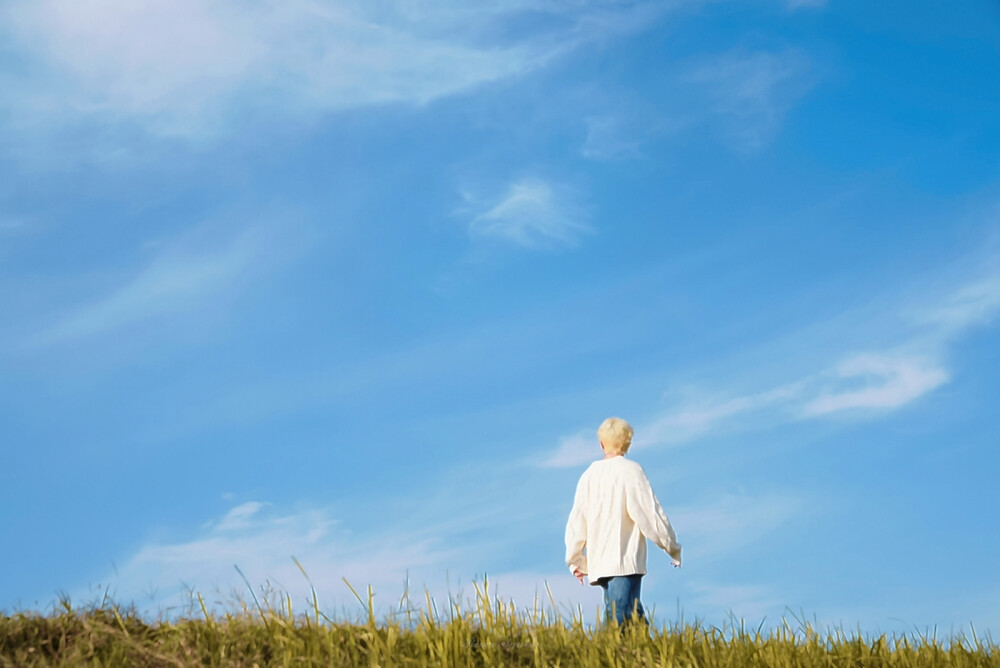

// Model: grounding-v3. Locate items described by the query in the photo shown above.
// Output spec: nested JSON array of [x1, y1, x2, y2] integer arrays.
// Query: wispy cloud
[[211, 502, 270, 532], [580, 116, 643, 161], [686, 48, 814, 151], [78, 502, 448, 616], [30, 223, 273, 347], [464, 178, 592, 250], [541, 429, 602, 468], [638, 383, 805, 448], [578, 106, 688, 162], [540, 382, 803, 467], [541, 267, 1000, 466], [78, 483, 805, 620], [801, 354, 948, 417], [0, 0, 669, 138], [78, 499, 595, 618], [912, 275, 1000, 336]]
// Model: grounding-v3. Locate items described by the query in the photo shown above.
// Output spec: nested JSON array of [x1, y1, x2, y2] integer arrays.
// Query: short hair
[[598, 417, 634, 455]]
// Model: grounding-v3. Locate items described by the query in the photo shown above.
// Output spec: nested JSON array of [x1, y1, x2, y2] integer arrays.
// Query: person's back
[[565, 417, 681, 626]]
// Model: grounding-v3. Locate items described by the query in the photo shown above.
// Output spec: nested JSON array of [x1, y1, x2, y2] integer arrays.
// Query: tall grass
[[2, 579, 996, 667]]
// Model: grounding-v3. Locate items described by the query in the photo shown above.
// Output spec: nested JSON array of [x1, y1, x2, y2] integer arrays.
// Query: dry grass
[[2, 579, 996, 667]]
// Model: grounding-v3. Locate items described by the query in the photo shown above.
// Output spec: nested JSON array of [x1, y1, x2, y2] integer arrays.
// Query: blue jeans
[[597, 574, 645, 626]]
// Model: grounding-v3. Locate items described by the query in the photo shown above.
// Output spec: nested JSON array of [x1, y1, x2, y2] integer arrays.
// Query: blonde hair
[[598, 417, 634, 455]]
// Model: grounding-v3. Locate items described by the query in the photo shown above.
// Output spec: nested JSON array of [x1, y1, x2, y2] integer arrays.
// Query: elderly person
[[565, 417, 682, 627]]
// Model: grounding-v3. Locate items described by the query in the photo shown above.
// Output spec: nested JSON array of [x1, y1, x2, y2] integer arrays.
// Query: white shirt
[[564, 455, 682, 584]]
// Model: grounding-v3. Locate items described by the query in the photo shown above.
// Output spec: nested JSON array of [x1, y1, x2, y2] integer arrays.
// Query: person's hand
[[671, 560, 681, 568], [572, 568, 587, 585]]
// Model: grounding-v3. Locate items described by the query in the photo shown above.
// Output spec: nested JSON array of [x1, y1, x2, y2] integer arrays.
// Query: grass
[[1, 578, 996, 667]]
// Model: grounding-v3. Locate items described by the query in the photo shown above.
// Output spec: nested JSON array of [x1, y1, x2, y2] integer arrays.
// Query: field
[[2, 579, 996, 667]]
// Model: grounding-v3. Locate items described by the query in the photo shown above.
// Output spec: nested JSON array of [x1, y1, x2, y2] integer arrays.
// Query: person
[[564, 417, 682, 628]]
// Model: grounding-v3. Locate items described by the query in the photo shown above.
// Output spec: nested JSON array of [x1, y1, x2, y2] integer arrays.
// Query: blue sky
[[1, 0, 999, 635]]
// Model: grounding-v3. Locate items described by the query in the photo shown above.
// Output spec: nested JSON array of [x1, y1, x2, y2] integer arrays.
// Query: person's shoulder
[[595, 456, 646, 476], [579, 459, 612, 481], [618, 457, 650, 479]]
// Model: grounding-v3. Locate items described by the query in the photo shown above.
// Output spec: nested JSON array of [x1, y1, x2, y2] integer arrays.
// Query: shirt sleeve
[[625, 469, 682, 565], [564, 473, 589, 574]]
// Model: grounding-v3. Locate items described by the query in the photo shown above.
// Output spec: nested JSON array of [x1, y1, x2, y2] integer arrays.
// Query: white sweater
[[564, 455, 682, 584]]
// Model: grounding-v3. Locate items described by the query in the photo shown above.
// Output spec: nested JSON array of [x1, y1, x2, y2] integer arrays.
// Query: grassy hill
[[2, 582, 996, 667]]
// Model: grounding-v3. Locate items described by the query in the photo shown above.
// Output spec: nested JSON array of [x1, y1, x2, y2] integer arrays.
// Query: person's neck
[[603, 453, 623, 460]]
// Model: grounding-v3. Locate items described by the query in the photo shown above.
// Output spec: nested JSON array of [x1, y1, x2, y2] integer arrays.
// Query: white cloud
[[0, 0, 668, 137], [687, 48, 813, 151], [543, 353, 948, 466], [76, 488, 801, 622], [914, 274, 1000, 336], [212, 502, 270, 532], [637, 383, 804, 449], [77, 502, 452, 616], [465, 178, 592, 250], [541, 384, 801, 467], [78, 500, 593, 620], [539, 429, 596, 467], [580, 116, 643, 161], [801, 354, 949, 417], [30, 223, 274, 346], [540, 269, 1000, 466]]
